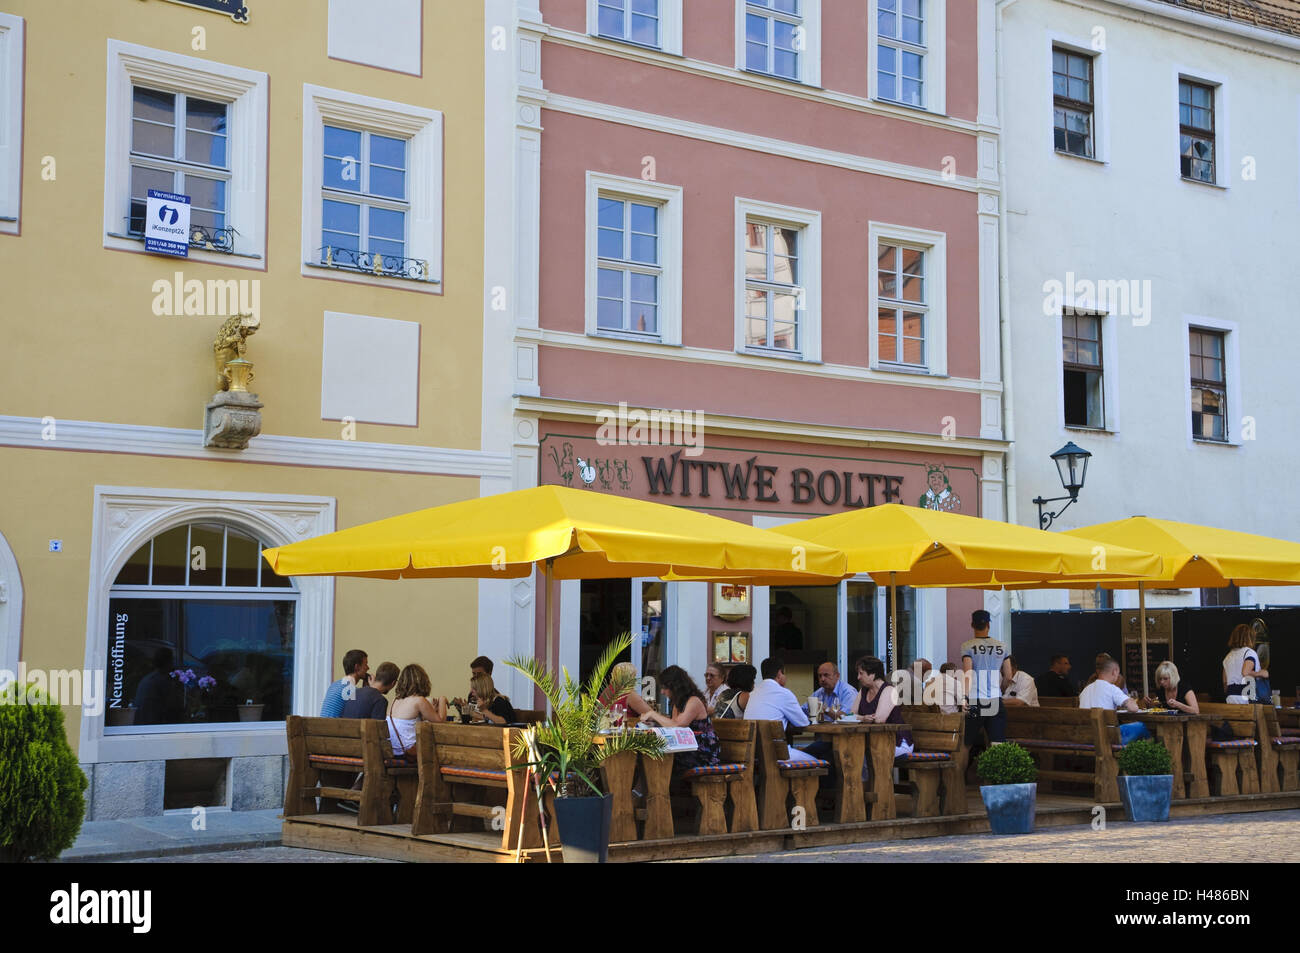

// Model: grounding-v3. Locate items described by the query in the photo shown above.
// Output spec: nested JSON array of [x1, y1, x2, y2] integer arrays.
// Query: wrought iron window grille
[[318, 245, 431, 281], [125, 217, 238, 253]]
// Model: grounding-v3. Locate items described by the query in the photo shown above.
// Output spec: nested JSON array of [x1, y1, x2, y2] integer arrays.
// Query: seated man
[[455, 654, 511, 711], [1079, 658, 1147, 744], [1035, 655, 1077, 698], [320, 649, 368, 718], [341, 661, 398, 719], [891, 659, 930, 707], [1000, 656, 1039, 708], [931, 662, 967, 714], [745, 657, 814, 761]]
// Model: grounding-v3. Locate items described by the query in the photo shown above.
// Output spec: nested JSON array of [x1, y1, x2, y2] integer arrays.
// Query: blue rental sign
[[159, 0, 250, 23], [144, 189, 191, 258]]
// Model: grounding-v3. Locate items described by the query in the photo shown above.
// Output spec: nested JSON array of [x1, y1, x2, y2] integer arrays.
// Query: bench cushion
[[1008, 738, 1096, 751], [310, 753, 414, 769], [1206, 739, 1257, 749], [778, 758, 830, 771], [1272, 736, 1300, 746], [683, 762, 745, 778], [1282, 728, 1300, 737], [901, 752, 951, 762], [440, 766, 508, 781]]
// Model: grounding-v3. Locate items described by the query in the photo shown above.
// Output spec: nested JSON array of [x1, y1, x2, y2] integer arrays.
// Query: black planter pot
[[552, 793, 613, 863]]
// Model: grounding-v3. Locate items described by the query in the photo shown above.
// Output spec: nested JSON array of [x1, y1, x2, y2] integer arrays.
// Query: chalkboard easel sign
[[1123, 639, 1171, 698]]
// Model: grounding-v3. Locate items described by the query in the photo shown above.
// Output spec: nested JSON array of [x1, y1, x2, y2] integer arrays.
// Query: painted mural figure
[[919, 464, 962, 512]]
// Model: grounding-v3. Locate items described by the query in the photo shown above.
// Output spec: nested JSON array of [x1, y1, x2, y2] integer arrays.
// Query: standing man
[[1035, 655, 1077, 698], [342, 661, 398, 719], [960, 610, 1007, 749], [320, 649, 368, 717]]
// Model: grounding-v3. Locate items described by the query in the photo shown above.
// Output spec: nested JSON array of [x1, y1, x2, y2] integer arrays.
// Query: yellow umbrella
[[263, 485, 847, 676], [770, 504, 1162, 671]]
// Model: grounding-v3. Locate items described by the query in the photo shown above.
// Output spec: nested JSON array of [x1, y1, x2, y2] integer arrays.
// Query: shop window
[[107, 522, 296, 730]]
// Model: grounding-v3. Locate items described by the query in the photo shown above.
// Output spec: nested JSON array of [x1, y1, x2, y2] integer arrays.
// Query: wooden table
[[1118, 711, 1212, 799], [799, 722, 902, 823], [597, 743, 675, 843]]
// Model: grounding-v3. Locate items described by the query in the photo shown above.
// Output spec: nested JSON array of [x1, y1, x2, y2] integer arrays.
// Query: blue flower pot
[[553, 793, 613, 863], [979, 783, 1037, 834], [1118, 775, 1172, 822]]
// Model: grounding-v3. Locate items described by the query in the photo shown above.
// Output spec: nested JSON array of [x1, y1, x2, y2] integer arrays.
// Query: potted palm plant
[[506, 632, 665, 863], [976, 742, 1038, 834], [1116, 739, 1174, 822]]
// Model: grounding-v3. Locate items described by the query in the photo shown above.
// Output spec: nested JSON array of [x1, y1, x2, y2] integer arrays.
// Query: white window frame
[[585, 172, 683, 346], [868, 222, 946, 376], [1047, 33, 1108, 164], [588, 0, 683, 55], [868, 0, 946, 114], [302, 84, 443, 291], [104, 40, 267, 266], [734, 0, 822, 87], [0, 13, 24, 236], [1183, 314, 1240, 448], [735, 197, 822, 363], [1174, 66, 1229, 189], [1054, 306, 1119, 435]]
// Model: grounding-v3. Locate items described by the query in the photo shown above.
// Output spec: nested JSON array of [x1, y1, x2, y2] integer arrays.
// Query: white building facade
[[998, 0, 1300, 613]]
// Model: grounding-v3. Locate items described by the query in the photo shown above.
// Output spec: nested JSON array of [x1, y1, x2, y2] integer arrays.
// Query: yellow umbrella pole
[[889, 572, 898, 674], [545, 557, 556, 714], [1139, 581, 1147, 699]]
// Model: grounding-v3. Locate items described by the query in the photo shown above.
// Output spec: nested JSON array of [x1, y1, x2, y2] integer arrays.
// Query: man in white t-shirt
[[1079, 658, 1148, 744]]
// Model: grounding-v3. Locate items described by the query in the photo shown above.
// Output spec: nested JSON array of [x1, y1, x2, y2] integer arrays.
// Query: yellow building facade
[[0, 0, 496, 816]]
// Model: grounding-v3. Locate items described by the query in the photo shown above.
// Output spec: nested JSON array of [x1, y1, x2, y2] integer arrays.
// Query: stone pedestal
[[204, 390, 263, 450]]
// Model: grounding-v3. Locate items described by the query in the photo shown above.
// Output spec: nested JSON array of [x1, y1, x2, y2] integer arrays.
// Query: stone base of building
[[79, 755, 289, 821]]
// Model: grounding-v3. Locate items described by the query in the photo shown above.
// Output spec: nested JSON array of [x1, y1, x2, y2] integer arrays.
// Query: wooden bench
[[899, 707, 966, 816], [1039, 696, 1079, 708], [410, 722, 556, 851], [512, 708, 546, 724], [1006, 706, 1120, 803], [682, 720, 758, 836], [1198, 703, 1261, 796], [284, 716, 418, 827], [1254, 706, 1299, 794], [753, 719, 829, 830]]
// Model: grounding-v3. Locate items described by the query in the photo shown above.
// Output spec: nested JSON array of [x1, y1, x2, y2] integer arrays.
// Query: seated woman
[[637, 665, 721, 780], [851, 656, 915, 768], [714, 663, 756, 719], [386, 664, 448, 761], [461, 673, 516, 725], [600, 661, 651, 724], [1143, 660, 1200, 714]]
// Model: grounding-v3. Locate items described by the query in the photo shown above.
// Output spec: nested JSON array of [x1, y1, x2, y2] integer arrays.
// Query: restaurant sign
[[155, 0, 250, 23]]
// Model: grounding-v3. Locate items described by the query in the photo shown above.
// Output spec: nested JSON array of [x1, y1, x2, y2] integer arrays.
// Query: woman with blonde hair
[[1143, 660, 1199, 714], [462, 673, 515, 725], [386, 664, 447, 760], [1223, 624, 1268, 702], [598, 661, 651, 721]]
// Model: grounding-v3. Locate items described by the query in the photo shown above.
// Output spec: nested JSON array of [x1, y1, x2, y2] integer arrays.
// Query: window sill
[[740, 67, 820, 90], [592, 33, 678, 56], [741, 346, 817, 364], [107, 232, 263, 262], [1054, 149, 1106, 166], [875, 97, 939, 116], [592, 330, 673, 346], [302, 260, 441, 289], [875, 362, 935, 376], [1192, 437, 1239, 447], [1180, 176, 1227, 191]]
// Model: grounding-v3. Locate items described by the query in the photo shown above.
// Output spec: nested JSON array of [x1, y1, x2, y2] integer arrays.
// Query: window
[[585, 173, 682, 344], [302, 85, 443, 289], [596, 196, 661, 335], [744, 0, 800, 79], [1069, 586, 1112, 610], [0, 13, 24, 236], [1179, 78, 1215, 183], [877, 242, 927, 367], [596, 0, 659, 47], [1190, 328, 1226, 441], [128, 88, 230, 244], [105, 42, 268, 263], [744, 219, 802, 352], [868, 222, 946, 374], [1053, 46, 1094, 158], [1200, 585, 1239, 607], [877, 0, 925, 107], [1063, 312, 1104, 428], [108, 522, 296, 730], [320, 125, 410, 270]]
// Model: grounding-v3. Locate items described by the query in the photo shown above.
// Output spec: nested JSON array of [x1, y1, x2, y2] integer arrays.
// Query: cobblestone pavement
[[688, 810, 1300, 863], [128, 846, 396, 863]]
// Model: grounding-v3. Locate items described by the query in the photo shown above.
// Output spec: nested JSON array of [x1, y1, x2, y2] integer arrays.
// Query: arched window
[[106, 522, 296, 729]]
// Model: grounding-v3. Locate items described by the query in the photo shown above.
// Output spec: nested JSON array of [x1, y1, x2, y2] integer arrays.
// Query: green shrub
[[1117, 739, 1172, 776], [976, 742, 1038, 785], [0, 683, 88, 862]]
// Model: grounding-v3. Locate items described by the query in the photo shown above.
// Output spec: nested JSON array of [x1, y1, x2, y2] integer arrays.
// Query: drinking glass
[[830, 699, 842, 721]]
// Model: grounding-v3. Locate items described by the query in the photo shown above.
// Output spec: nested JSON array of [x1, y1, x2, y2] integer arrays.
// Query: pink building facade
[[480, 0, 1007, 704]]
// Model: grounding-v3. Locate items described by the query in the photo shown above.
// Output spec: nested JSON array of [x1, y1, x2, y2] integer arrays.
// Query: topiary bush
[[0, 683, 89, 862], [976, 742, 1038, 786], [1117, 739, 1172, 776]]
